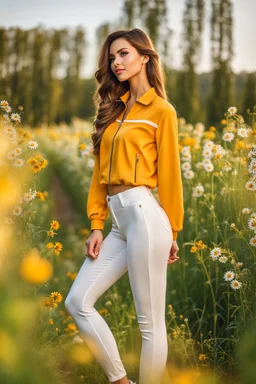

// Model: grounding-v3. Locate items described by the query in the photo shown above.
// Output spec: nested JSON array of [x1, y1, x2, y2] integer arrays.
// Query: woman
[[65, 28, 184, 384]]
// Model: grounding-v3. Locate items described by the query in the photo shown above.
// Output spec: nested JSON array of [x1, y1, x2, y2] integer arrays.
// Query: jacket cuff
[[91, 219, 105, 231], [172, 230, 178, 240]]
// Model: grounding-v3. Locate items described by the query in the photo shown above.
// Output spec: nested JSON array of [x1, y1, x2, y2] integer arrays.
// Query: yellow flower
[[50, 291, 63, 303], [190, 246, 197, 253], [66, 272, 77, 280], [36, 191, 46, 201], [235, 140, 246, 150], [179, 314, 184, 319], [99, 309, 108, 316], [221, 119, 227, 124], [32, 163, 42, 173], [196, 240, 206, 249], [27, 157, 37, 165], [20, 248, 53, 284], [51, 220, 60, 230], [79, 143, 86, 150], [183, 137, 197, 147], [199, 353, 206, 361], [46, 242, 54, 249], [209, 126, 216, 131], [44, 299, 58, 309], [48, 319, 54, 325], [65, 323, 77, 333], [54, 242, 63, 255], [203, 131, 216, 140], [47, 230, 55, 238]]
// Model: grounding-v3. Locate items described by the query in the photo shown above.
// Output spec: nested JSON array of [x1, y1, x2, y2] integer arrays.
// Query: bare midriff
[[107, 184, 137, 196]]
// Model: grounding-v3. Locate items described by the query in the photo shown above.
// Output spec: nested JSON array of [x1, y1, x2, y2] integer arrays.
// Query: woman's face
[[109, 38, 146, 81]]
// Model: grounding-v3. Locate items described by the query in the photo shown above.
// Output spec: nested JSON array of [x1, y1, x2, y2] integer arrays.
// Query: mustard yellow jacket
[[87, 87, 184, 240]]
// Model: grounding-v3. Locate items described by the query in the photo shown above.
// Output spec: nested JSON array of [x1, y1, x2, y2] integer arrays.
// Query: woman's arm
[[156, 105, 184, 240], [86, 154, 109, 231]]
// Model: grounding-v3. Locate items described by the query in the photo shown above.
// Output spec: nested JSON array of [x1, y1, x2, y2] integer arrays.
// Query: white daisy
[[181, 146, 191, 155], [195, 162, 203, 169], [4, 126, 16, 136], [230, 280, 242, 290], [219, 256, 228, 263], [227, 106, 237, 115], [7, 151, 16, 160], [12, 206, 22, 216], [248, 159, 256, 174], [183, 169, 194, 179], [223, 164, 232, 172], [245, 180, 256, 191], [13, 146, 22, 156], [181, 162, 191, 171], [250, 213, 256, 219], [242, 208, 251, 214], [27, 140, 39, 149], [4, 105, 12, 113], [5, 217, 13, 224], [2, 114, 10, 122], [231, 169, 238, 176], [181, 153, 192, 162], [0, 100, 9, 108], [222, 132, 235, 142], [236, 262, 243, 268], [248, 150, 256, 159], [13, 158, 24, 167], [248, 217, 256, 231], [192, 184, 204, 198], [210, 247, 221, 260], [23, 189, 37, 202], [203, 148, 213, 159], [203, 140, 214, 150], [249, 235, 256, 247], [237, 128, 250, 138], [214, 144, 226, 156], [195, 123, 205, 132], [11, 113, 21, 123], [203, 162, 214, 172], [224, 271, 235, 281]]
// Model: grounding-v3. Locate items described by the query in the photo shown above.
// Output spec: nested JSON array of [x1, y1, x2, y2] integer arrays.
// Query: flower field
[[0, 100, 256, 384]]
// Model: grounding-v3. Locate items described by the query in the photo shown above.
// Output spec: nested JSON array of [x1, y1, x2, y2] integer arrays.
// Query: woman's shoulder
[[153, 94, 177, 117]]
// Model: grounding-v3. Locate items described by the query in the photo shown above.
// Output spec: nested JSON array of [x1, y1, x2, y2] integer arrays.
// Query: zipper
[[108, 106, 128, 183], [134, 153, 140, 182]]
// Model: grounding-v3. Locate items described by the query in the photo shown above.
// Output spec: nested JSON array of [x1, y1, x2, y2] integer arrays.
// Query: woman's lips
[[116, 69, 125, 74]]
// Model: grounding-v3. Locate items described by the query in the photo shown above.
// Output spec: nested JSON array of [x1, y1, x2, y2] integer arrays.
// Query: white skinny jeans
[[65, 185, 173, 384]]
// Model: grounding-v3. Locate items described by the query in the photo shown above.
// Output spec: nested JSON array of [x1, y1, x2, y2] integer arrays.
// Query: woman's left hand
[[168, 240, 180, 264]]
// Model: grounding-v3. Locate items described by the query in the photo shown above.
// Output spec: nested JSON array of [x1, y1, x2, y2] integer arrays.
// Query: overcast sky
[[1, 0, 255, 77]]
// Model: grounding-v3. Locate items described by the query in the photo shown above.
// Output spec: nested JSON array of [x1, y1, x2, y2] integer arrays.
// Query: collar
[[119, 86, 157, 105]]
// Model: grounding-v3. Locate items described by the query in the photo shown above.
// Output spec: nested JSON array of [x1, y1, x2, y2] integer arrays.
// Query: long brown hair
[[91, 28, 168, 155]]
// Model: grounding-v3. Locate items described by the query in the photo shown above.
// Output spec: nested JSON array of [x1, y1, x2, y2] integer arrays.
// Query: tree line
[[0, 0, 255, 127]]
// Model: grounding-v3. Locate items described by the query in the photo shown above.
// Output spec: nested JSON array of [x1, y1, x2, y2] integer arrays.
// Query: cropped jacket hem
[[86, 87, 184, 240]]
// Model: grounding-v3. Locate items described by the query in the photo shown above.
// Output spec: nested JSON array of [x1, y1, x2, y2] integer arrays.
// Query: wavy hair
[[91, 28, 168, 155]]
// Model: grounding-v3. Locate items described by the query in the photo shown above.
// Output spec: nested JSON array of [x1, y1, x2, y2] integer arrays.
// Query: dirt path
[[51, 173, 77, 228]]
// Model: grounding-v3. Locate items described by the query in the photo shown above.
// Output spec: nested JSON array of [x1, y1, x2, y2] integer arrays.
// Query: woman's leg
[[65, 223, 129, 383], [125, 195, 173, 384]]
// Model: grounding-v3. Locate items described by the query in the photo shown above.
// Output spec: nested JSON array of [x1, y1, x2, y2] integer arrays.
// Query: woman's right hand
[[85, 230, 103, 259]]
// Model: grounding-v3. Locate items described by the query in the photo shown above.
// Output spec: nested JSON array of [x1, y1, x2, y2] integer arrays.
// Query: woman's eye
[[109, 52, 128, 62]]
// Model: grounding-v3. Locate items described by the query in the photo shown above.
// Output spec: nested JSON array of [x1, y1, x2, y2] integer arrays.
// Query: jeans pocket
[[156, 206, 172, 232]]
